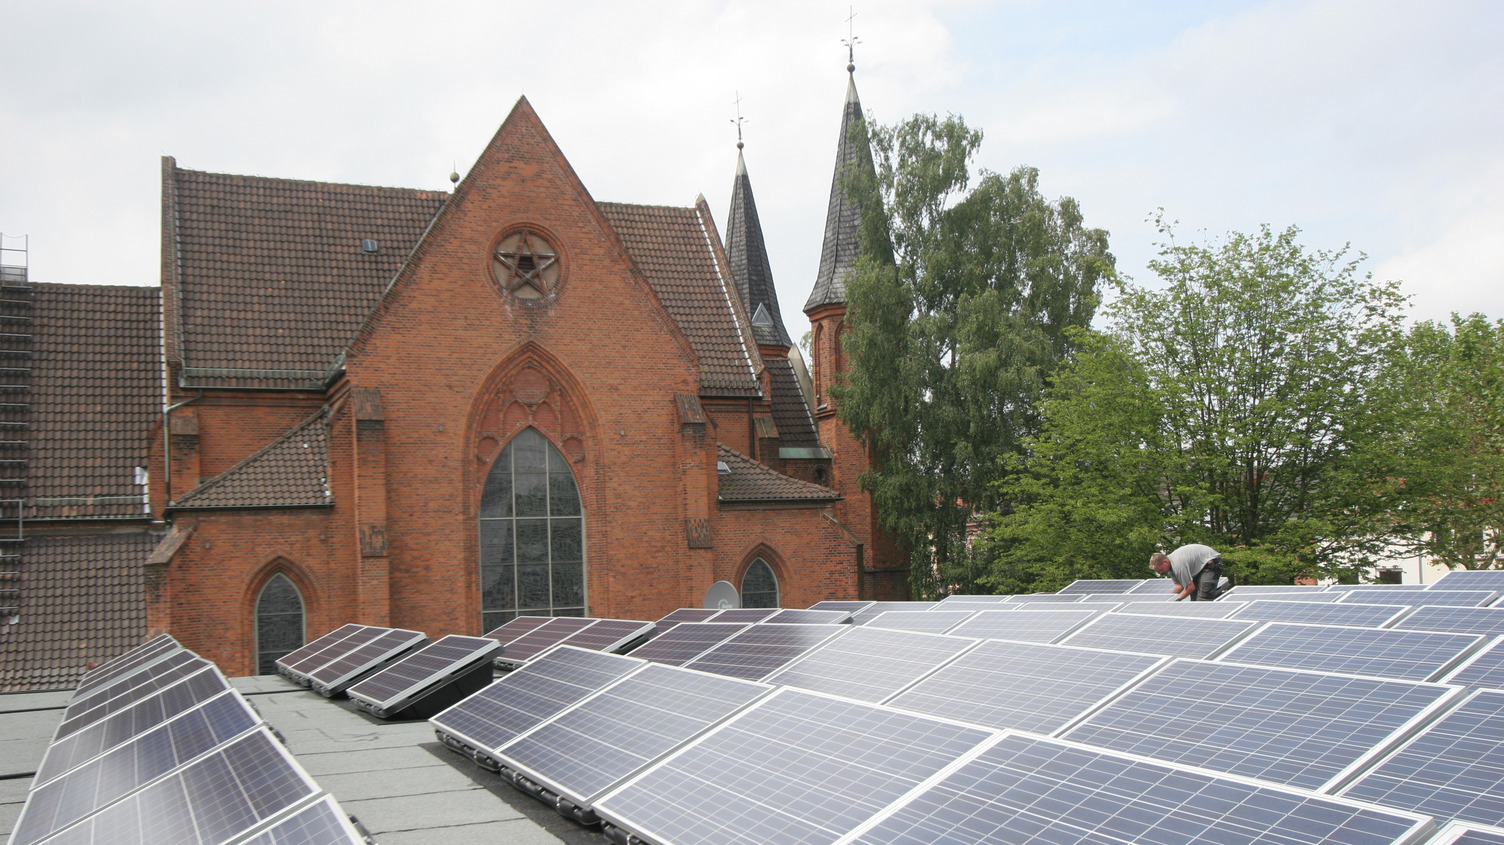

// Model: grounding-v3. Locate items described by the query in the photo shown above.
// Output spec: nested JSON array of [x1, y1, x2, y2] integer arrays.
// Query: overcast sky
[[3, 0, 1499, 345]]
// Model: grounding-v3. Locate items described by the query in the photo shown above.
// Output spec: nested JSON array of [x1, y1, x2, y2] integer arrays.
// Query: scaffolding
[[0, 234, 30, 622]]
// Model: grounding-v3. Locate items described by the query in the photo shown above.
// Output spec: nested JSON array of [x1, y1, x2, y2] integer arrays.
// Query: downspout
[[162, 391, 204, 507]]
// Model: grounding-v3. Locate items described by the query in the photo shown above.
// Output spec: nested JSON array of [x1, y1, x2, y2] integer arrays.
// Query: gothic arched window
[[741, 557, 779, 609], [256, 573, 304, 675], [480, 428, 585, 631]]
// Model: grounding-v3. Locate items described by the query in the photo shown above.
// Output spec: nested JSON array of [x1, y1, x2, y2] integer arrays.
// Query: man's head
[[1149, 552, 1171, 576]]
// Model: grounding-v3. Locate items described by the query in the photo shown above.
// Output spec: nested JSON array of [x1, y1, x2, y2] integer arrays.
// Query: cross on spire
[[731, 91, 747, 150], [843, 7, 860, 71]]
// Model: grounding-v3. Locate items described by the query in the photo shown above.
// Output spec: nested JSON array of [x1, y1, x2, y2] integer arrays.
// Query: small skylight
[[360, 239, 379, 253], [717, 461, 731, 475]]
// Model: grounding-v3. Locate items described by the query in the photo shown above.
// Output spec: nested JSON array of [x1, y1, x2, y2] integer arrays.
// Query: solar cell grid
[[72, 634, 180, 697], [1342, 690, 1504, 827], [270, 623, 363, 674], [482, 615, 554, 643], [1442, 637, 1504, 690], [495, 617, 597, 664], [935, 594, 1013, 606], [1115, 600, 1247, 617], [1432, 823, 1504, 845], [707, 607, 781, 623], [1397, 606, 1504, 637], [234, 795, 366, 845], [862, 609, 974, 634], [1432, 571, 1504, 591], [1218, 622, 1485, 681], [1061, 658, 1462, 791], [306, 628, 427, 694], [34, 666, 232, 787], [622, 622, 748, 667], [1000, 593, 1087, 603], [762, 626, 978, 703], [346, 635, 500, 708], [1223, 585, 1338, 601], [946, 608, 1103, 643], [651, 608, 719, 633], [681, 623, 847, 681], [763, 608, 853, 624], [883, 639, 1166, 735], [11, 691, 261, 845], [592, 688, 995, 845], [555, 619, 655, 653], [496, 663, 774, 806], [807, 600, 874, 614], [1058, 612, 1258, 659], [55, 654, 217, 739], [1229, 599, 1411, 627], [1342, 589, 1502, 607], [1057, 579, 1148, 595], [430, 646, 644, 756], [282, 625, 385, 675], [851, 601, 935, 625], [1076, 592, 1168, 603], [842, 732, 1434, 845]]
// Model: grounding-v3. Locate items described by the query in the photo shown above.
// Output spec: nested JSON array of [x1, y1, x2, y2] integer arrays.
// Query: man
[[1150, 544, 1225, 601]]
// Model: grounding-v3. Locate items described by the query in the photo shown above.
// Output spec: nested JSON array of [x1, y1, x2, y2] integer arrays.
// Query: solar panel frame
[[1114, 600, 1249, 618], [838, 731, 1437, 845], [1057, 612, 1260, 659], [851, 601, 936, 625], [278, 624, 387, 679], [71, 634, 181, 698], [934, 594, 1014, 606], [1229, 599, 1412, 627], [1128, 577, 1178, 594], [1395, 606, 1504, 637], [1057, 579, 1149, 595], [1060, 658, 1464, 792], [1342, 689, 1504, 828], [552, 618, 657, 655], [306, 627, 428, 696], [229, 794, 368, 845], [1431, 823, 1504, 845], [682, 623, 849, 681], [269, 623, 364, 676], [763, 608, 854, 625], [999, 593, 1088, 604], [1431, 571, 1504, 592], [706, 607, 781, 624], [882, 639, 1169, 736], [862, 609, 975, 634], [345, 634, 502, 716], [54, 654, 220, 740], [623, 622, 750, 667], [482, 615, 555, 644], [494, 617, 599, 666], [1222, 585, 1342, 602], [807, 600, 874, 614], [946, 607, 1104, 643], [494, 662, 776, 809], [761, 626, 980, 703], [1439, 635, 1504, 690], [651, 608, 721, 633], [1216, 622, 1487, 682], [591, 687, 997, 845]]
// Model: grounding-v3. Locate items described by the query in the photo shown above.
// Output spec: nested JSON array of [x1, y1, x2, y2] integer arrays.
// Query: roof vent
[[717, 461, 731, 475], [751, 303, 774, 328], [360, 239, 379, 253]]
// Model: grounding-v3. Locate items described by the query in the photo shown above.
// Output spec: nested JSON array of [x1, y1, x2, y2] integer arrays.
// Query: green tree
[[1382, 314, 1504, 570], [986, 221, 1410, 588], [835, 114, 1114, 597]]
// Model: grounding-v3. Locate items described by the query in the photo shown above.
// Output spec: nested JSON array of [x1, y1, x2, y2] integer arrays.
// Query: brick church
[[0, 65, 905, 687]]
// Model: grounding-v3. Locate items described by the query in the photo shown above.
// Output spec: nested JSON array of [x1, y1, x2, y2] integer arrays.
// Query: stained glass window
[[256, 573, 304, 675], [741, 557, 779, 608]]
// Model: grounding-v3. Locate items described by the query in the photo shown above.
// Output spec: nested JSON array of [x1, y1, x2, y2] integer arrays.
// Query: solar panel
[[270, 623, 364, 676], [1354, 590, 1503, 607], [1057, 579, 1149, 595], [346, 635, 501, 718], [1433, 823, 1504, 845], [1000, 593, 1087, 604], [71, 634, 181, 698], [1432, 571, 1504, 592], [762, 626, 978, 703], [623, 622, 749, 667], [883, 639, 1167, 735], [1218, 622, 1486, 682], [494, 617, 601, 665], [1058, 612, 1259, 659], [681, 623, 849, 681], [1114, 600, 1248, 618], [306, 627, 428, 696], [1229, 599, 1411, 627], [1061, 658, 1462, 791], [11, 691, 263, 845], [764, 608, 853, 624], [1128, 577, 1177, 594], [495, 663, 774, 814], [1222, 585, 1338, 601], [554, 618, 656, 654], [652, 608, 721, 633], [946, 608, 1104, 643], [430, 645, 645, 767], [1396, 606, 1504, 637], [279, 624, 387, 680], [935, 594, 1013, 605], [34, 664, 232, 787], [1076, 592, 1174, 603], [844, 732, 1435, 845], [234, 794, 367, 845], [862, 609, 974, 634], [55, 653, 218, 740], [591, 688, 995, 845], [851, 601, 936, 625], [28, 727, 321, 845], [807, 600, 874, 614], [481, 615, 554, 644], [1343, 690, 1504, 827], [708, 607, 781, 624], [1441, 637, 1504, 690]]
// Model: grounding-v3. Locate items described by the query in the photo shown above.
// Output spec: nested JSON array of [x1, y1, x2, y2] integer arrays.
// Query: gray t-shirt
[[1168, 544, 1220, 587]]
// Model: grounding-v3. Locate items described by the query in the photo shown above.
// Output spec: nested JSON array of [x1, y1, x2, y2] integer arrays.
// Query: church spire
[[724, 101, 792, 347], [804, 50, 876, 313]]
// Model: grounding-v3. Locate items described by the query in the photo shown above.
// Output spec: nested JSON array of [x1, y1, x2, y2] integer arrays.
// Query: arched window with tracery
[[741, 557, 780, 609], [480, 427, 585, 631], [256, 573, 304, 675]]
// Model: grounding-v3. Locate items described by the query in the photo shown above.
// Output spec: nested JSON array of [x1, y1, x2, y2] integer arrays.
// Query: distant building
[[0, 65, 908, 689]]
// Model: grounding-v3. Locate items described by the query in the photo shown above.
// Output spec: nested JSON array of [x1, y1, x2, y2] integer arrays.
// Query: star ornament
[[493, 231, 560, 299]]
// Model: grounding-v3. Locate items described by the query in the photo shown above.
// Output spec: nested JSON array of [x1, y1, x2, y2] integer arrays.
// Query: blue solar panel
[[1442, 637, 1504, 690], [651, 608, 721, 633], [1058, 613, 1258, 659], [592, 688, 994, 845], [623, 622, 749, 667], [681, 623, 847, 681], [862, 609, 975, 634], [346, 635, 501, 716], [1061, 658, 1462, 791], [851, 601, 937, 625], [1218, 623, 1486, 682], [847, 732, 1434, 845], [1057, 579, 1149, 595], [761, 626, 978, 703], [1229, 599, 1410, 627], [763, 608, 853, 624], [1396, 606, 1504, 637], [235, 795, 367, 845], [1222, 585, 1340, 601], [1432, 571, 1504, 592], [1432, 823, 1504, 845], [71, 634, 181, 698], [947, 608, 1104, 643], [55, 653, 218, 740]]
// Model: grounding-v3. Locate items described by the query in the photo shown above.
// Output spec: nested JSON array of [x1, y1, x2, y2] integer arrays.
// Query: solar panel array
[[306, 627, 428, 696], [1230, 599, 1412, 627], [12, 634, 366, 845], [761, 626, 977, 703], [1432, 571, 1504, 592], [680, 623, 847, 681], [947, 607, 1103, 643], [346, 634, 501, 718], [1218, 623, 1486, 681], [624, 622, 749, 667], [1397, 606, 1504, 637], [491, 617, 657, 668], [1058, 612, 1258, 659]]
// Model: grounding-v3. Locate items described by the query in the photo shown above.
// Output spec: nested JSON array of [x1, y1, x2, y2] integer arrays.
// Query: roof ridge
[[716, 444, 838, 503], [173, 165, 450, 199]]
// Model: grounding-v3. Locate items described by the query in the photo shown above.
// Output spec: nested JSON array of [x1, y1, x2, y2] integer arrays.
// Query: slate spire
[[725, 146, 792, 347], [804, 59, 876, 312]]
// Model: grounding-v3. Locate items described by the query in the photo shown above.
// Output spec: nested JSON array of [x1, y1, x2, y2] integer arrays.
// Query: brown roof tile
[[600, 202, 762, 397], [30, 284, 161, 520], [764, 354, 820, 448], [171, 410, 331, 510], [168, 164, 446, 389], [718, 445, 838, 504], [0, 532, 154, 692]]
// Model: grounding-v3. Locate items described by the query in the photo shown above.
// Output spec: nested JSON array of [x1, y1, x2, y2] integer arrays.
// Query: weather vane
[[731, 91, 747, 150], [843, 7, 860, 70]]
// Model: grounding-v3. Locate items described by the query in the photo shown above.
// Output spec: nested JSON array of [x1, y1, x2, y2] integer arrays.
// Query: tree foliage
[[985, 220, 1411, 588], [835, 114, 1114, 597]]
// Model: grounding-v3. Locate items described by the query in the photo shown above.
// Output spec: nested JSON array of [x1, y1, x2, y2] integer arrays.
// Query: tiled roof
[[600, 202, 763, 397], [0, 532, 155, 692], [764, 354, 820, 448], [171, 410, 331, 510], [724, 152, 792, 347], [167, 162, 447, 389], [805, 72, 877, 312], [30, 284, 161, 520], [718, 445, 838, 504]]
